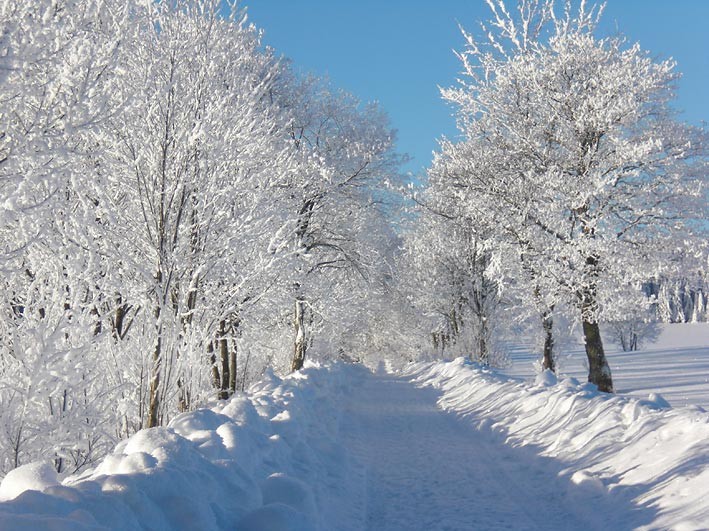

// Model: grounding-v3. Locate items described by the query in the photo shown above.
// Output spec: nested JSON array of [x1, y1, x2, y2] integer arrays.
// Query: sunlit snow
[[1, 324, 708, 530]]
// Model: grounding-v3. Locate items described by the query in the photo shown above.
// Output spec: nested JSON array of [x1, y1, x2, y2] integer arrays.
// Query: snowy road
[[333, 370, 622, 531], [2, 360, 707, 529]]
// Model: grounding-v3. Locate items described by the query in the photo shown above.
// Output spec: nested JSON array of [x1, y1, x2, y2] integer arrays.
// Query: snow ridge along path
[[1, 360, 708, 530]]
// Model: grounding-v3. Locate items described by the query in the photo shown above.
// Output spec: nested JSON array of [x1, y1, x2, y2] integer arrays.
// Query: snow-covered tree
[[276, 77, 401, 372], [88, 0, 300, 427], [434, 0, 707, 392], [0, 0, 134, 474], [0, 0, 128, 259], [0, 0, 402, 477], [400, 198, 505, 365]]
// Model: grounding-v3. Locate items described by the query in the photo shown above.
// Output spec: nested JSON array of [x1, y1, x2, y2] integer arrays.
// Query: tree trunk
[[229, 339, 237, 395], [12, 424, 23, 469], [477, 315, 488, 365], [291, 297, 306, 372], [240, 348, 252, 392], [147, 302, 162, 428], [541, 309, 555, 372], [177, 379, 190, 413], [208, 340, 220, 391], [177, 276, 199, 412], [580, 253, 613, 393], [113, 295, 126, 340], [218, 320, 229, 400], [582, 317, 613, 393]]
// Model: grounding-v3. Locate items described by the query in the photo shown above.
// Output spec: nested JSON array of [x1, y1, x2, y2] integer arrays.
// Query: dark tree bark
[[582, 317, 613, 393], [476, 315, 489, 365], [147, 271, 162, 428], [208, 340, 220, 391], [147, 301, 162, 428], [218, 320, 229, 400], [541, 309, 555, 373], [580, 254, 613, 393], [229, 339, 237, 395], [208, 318, 239, 400], [112, 294, 135, 341], [291, 297, 307, 372]]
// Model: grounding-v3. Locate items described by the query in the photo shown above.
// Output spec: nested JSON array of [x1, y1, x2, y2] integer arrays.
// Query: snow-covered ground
[[502, 323, 709, 409], [0, 366, 360, 530], [0, 324, 708, 530]]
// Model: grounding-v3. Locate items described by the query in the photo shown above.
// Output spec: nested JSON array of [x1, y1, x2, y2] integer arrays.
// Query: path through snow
[[3, 359, 704, 530], [334, 368, 632, 531]]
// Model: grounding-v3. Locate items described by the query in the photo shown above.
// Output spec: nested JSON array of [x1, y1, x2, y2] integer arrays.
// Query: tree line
[[0, 0, 399, 476], [401, 0, 707, 392], [0, 0, 706, 478]]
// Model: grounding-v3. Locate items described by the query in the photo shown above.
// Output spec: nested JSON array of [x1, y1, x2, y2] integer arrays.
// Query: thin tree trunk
[[219, 320, 229, 400], [147, 301, 162, 428], [229, 339, 237, 395], [208, 340, 220, 391], [177, 379, 190, 413], [240, 348, 251, 392], [541, 309, 555, 372], [54, 389, 69, 473], [177, 277, 199, 412], [114, 295, 125, 339], [12, 424, 23, 469], [477, 315, 488, 365], [291, 297, 306, 372]]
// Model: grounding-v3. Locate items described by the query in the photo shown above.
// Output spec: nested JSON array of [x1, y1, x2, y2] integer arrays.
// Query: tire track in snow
[[331, 370, 613, 531]]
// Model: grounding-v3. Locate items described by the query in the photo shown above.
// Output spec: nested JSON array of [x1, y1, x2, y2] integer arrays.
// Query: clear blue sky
[[244, 0, 709, 176]]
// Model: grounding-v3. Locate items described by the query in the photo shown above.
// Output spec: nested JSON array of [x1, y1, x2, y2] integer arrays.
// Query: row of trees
[[0, 0, 399, 476], [0, 0, 706, 478], [400, 0, 707, 391]]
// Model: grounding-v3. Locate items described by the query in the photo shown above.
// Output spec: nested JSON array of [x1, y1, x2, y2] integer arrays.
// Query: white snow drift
[[0, 364, 358, 530], [0, 354, 708, 530], [404, 359, 709, 530]]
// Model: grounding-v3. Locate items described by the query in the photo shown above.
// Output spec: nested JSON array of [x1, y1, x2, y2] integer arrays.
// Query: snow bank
[[402, 358, 709, 531], [0, 362, 364, 531], [3, 354, 707, 530], [0, 463, 60, 502]]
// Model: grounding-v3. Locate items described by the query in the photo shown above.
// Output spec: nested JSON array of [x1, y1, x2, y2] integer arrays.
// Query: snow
[[1, 325, 709, 530], [340, 370, 609, 530], [403, 353, 709, 530], [0, 463, 60, 502], [237, 502, 313, 531], [502, 322, 709, 409]]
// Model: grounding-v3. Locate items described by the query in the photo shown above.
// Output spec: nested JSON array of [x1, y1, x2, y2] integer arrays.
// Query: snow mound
[[534, 368, 558, 387], [261, 473, 317, 516], [568, 470, 606, 495], [236, 473, 318, 531], [2, 357, 708, 530], [236, 502, 313, 531], [0, 463, 60, 502], [0, 362, 363, 530]]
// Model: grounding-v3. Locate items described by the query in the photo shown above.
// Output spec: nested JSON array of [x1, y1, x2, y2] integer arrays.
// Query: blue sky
[[245, 1, 709, 176]]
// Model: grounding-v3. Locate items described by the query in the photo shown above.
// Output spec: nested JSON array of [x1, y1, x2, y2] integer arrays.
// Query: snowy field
[[0, 323, 708, 530], [502, 323, 709, 409]]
